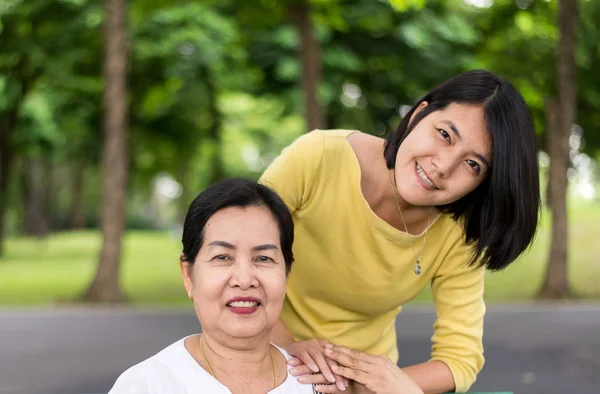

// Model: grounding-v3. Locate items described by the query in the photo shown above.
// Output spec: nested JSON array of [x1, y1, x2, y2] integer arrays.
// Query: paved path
[[1, 304, 599, 394]]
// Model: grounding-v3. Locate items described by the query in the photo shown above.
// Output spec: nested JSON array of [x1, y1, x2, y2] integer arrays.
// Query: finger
[[328, 345, 377, 365], [333, 375, 347, 391], [324, 347, 370, 374], [314, 383, 345, 393], [297, 349, 320, 372], [325, 359, 347, 391], [287, 357, 302, 366], [330, 364, 369, 386], [310, 350, 337, 383], [297, 373, 329, 385], [289, 364, 317, 376]]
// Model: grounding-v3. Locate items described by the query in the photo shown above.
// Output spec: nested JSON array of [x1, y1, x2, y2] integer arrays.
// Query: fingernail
[[310, 364, 319, 372], [298, 376, 306, 383], [325, 344, 334, 349], [324, 348, 333, 354], [327, 375, 336, 383], [331, 364, 339, 371], [290, 367, 299, 375]]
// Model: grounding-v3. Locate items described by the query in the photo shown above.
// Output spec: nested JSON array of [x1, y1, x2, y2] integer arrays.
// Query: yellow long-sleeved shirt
[[259, 130, 485, 393]]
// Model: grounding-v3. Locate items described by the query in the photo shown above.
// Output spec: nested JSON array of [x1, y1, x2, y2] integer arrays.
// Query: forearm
[[402, 360, 455, 394], [270, 317, 296, 349]]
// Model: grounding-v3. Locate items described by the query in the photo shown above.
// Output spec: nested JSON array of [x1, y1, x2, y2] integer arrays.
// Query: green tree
[[539, 0, 579, 299], [0, 0, 97, 253], [81, 0, 129, 302]]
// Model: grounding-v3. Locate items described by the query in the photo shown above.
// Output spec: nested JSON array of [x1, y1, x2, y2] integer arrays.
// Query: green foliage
[[1, 0, 599, 238]]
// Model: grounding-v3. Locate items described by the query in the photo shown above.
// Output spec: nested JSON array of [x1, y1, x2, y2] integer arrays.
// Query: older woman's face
[[181, 205, 287, 340]]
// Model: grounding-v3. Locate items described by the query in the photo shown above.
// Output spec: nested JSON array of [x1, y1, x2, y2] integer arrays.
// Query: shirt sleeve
[[429, 239, 486, 393], [108, 368, 151, 394], [259, 130, 325, 214]]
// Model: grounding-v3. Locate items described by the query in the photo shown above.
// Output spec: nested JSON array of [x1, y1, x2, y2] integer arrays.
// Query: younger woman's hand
[[324, 345, 423, 394], [286, 339, 348, 391]]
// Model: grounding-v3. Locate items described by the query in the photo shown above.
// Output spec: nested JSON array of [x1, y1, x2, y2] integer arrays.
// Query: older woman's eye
[[214, 255, 230, 261], [255, 256, 274, 263]]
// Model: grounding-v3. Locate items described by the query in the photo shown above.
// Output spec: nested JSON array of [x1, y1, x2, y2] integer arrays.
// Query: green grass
[[413, 200, 600, 302], [0, 231, 185, 305], [1, 201, 599, 306]]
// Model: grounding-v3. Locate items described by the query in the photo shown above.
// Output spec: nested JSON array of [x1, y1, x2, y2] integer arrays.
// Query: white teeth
[[416, 164, 437, 189], [228, 301, 258, 308]]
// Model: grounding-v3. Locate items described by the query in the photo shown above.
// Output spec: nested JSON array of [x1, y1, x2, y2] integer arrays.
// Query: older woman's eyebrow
[[207, 240, 236, 249], [206, 241, 278, 252], [252, 244, 279, 252]]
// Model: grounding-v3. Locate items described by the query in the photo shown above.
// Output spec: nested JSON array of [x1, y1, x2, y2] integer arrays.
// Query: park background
[[0, 0, 599, 393]]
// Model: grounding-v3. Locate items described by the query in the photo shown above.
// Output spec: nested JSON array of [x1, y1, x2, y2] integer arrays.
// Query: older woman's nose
[[229, 261, 257, 289]]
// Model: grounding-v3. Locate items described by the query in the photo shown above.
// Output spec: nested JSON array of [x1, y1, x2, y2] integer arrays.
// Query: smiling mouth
[[416, 163, 438, 190], [227, 300, 260, 308], [226, 299, 261, 315]]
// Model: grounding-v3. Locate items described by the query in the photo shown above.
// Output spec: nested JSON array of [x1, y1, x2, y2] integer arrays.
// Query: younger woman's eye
[[466, 160, 481, 174], [438, 129, 451, 143]]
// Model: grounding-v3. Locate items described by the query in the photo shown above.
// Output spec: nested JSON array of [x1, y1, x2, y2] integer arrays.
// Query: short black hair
[[181, 178, 294, 274], [384, 70, 540, 271]]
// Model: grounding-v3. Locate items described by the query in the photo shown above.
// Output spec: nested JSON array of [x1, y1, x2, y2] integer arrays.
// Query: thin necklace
[[388, 169, 433, 275], [199, 335, 277, 388]]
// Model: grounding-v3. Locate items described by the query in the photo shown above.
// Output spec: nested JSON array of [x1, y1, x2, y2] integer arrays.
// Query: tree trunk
[[540, 99, 570, 297], [203, 67, 224, 186], [81, 0, 128, 303], [178, 151, 191, 222], [0, 108, 18, 257], [539, 0, 578, 299], [71, 164, 86, 229], [288, 2, 326, 132], [43, 157, 54, 233], [22, 156, 49, 238]]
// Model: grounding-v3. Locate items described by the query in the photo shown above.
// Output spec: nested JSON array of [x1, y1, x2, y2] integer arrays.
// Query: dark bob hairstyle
[[384, 70, 540, 271], [180, 178, 294, 274]]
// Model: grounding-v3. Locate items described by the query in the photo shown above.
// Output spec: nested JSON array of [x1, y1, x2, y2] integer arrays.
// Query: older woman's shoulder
[[272, 345, 316, 394], [108, 336, 221, 394]]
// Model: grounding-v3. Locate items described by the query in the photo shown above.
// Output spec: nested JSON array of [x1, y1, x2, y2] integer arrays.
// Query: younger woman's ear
[[408, 101, 429, 125]]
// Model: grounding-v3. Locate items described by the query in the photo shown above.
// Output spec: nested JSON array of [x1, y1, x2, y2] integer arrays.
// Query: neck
[[386, 168, 430, 211], [385, 168, 438, 233], [199, 332, 274, 381]]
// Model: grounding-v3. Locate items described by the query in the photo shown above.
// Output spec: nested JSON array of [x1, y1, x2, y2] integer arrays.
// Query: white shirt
[[109, 336, 315, 394]]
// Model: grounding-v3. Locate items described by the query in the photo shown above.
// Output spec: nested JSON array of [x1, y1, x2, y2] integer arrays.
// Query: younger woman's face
[[394, 102, 492, 207]]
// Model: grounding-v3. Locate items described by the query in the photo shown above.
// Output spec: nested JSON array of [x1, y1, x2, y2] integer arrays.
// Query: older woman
[[109, 178, 320, 393]]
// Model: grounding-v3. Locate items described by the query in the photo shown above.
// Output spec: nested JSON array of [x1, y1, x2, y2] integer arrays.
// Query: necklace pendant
[[414, 261, 422, 275]]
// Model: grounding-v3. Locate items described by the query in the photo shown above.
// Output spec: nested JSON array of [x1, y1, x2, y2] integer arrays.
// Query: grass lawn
[[1, 201, 599, 306]]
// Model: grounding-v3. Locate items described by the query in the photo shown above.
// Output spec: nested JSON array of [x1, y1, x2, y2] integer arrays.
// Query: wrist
[[270, 335, 296, 351], [280, 339, 297, 351]]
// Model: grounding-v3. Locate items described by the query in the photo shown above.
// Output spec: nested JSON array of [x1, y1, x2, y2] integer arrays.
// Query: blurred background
[[0, 0, 599, 393]]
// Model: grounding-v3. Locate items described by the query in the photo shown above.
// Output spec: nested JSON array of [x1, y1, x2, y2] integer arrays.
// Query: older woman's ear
[[179, 254, 194, 301]]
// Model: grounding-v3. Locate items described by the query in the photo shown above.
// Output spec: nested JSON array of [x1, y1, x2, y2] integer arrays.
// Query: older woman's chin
[[202, 316, 279, 339]]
